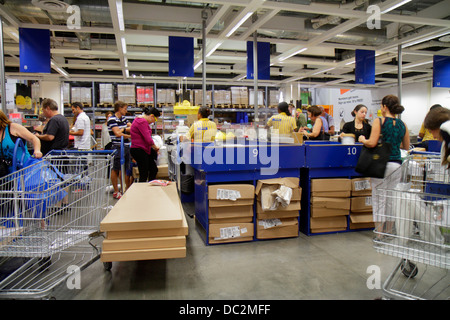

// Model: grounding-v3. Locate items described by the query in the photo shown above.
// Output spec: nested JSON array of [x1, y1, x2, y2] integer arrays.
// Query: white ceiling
[[0, 0, 449, 89]]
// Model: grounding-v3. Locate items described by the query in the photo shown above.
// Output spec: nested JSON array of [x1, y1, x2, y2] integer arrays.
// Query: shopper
[[35, 98, 69, 155], [415, 104, 442, 150], [266, 102, 297, 134], [295, 108, 307, 131], [0, 110, 43, 175], [319, 106, 335, 135], [69, 102, 92, 150], [108, 101, 132, 199], [423, 105, 450, 167], [300, 105, 329, 140], [130, 107, 161, 182], [358, 94, 410, 240], [101, 111, 113, 150], [185, 106, 217, 142], [341, 104, 372, 141]]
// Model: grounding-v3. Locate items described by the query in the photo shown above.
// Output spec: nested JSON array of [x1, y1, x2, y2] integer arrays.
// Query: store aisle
[[50, 201, 403, 300]]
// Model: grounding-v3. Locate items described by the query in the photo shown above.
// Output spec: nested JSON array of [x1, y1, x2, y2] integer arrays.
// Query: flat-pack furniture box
[[311, 178, 351, 198], [208, 222, 254, 244], [100, 183, 187, 262], [256, 217, 298, 239]]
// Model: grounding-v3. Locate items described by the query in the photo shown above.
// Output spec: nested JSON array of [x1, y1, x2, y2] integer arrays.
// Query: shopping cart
[[0, 147, 115, 299], [373, 154, 450, 300]]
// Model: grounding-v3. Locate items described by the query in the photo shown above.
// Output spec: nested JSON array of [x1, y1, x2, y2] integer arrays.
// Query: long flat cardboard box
[[256, 218, 299, 239], [311, 227, 347, 233], [256, 200, 301, 213], [103, 236, 186, 251], [311, 191, 351, 198], [208, 184, 255, 207], [208, 205, 253, 220], [311, 197, 350, 210], [310, 207, 349, 218], [209, 217, 253, 224], [100, 183, 184, 232], [105, 211, 188, 239], [311, 178, 351, 192], [101, 247, 186, 262], [209, 222, 254, 240], [310, 216, 347, 229]]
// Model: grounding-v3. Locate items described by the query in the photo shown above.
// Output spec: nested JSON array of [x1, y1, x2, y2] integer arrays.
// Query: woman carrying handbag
[[358, 95, 410, 241]]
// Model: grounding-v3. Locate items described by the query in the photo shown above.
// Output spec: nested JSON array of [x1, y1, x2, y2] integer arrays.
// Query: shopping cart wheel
[[103, 262, 112, 271], [400, 259, 418, 278]]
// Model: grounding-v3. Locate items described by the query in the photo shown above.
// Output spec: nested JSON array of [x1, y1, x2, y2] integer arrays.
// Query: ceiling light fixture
[[381, 0, 412, 14], [121, 37, 127, 54], [206, 42, 223, 57], [226, 11, 253, 38], [116, 0, 125, 32], [194, 60, 203, 70], [279, 48, 307, 62]]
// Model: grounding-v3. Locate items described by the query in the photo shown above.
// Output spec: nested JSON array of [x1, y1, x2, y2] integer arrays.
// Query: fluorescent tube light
[[279, 48, 307, 62], [116, 1, 125, 31], [194, 60, 203, 70], [381, 0, 411, 14], [121, 37, 127, 54], [226, 11, 253, 38], [206, 42, 223, 57]]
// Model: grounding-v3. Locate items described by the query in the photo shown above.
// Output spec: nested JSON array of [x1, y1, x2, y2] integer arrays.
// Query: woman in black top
[[341, 104, 372, 141]]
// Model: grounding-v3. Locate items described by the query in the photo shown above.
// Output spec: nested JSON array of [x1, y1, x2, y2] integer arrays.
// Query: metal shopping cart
[[0, 147, 115, 299], [373, 154, 450, 300]]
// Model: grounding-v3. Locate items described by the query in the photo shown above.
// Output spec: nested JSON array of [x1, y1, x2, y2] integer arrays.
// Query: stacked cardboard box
[[100, 183, 188, 262], [310, 178, 351, 233], [349, 178, 374, 230], [207, 184, 255, 244], [230, 87, 248, 105], [255, 177, 301, 239], [194, 90, 212, 106], [117, 84, 136, 104]]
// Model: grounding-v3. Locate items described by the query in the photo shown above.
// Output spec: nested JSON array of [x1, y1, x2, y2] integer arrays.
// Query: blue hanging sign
[[19, 28, 51, 73], [169, 36, 194, 77], [355, 49, 375, 85], [433, 55, 450, 88], [247, 41, 271, 80]]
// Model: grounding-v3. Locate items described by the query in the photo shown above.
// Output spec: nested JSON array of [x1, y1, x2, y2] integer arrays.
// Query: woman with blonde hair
[[0, 110, 43, 175]]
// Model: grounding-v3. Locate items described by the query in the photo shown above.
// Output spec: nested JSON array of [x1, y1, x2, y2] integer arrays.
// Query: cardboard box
[[208, 205, 253, 220], [208, 184, 255, 207], [100, 183, 184, 232], [311, 197, 350, 210], [310, 207, 349, 218], [103, 236, 186, 251], [105, 211, 188, 239], [208, 222, 254, 244], [311, 178, 351, 198], [350, 196, 373, 213], [255, 177, 301, 211], [256, 217, 298, 239], [310, 216, 347, 233], [349, 213, 374, 229], [156, 164, 169, 179], [101, 247, 186, 262], [209, 217, 253, 224], [351, 178, 372, 196]]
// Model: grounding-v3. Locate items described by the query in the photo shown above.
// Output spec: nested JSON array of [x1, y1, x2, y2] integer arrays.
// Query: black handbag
[[355, 132, 392, 178]]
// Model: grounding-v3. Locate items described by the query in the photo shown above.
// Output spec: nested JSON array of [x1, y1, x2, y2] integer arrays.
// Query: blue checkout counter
[[179, 140, 368, 244]]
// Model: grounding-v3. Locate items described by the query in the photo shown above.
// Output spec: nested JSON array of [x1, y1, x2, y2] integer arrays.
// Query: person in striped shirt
[[107, 101, 132, 199], [266, 102, 297, 135], [185, 107, 217, 143]]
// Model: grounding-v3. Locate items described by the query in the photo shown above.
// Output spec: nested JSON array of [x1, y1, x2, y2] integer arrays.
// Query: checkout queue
[[181, 101, 371, 144]]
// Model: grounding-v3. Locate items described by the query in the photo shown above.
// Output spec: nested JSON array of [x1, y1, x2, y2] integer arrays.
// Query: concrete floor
[[49, 201, 406, 300]]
